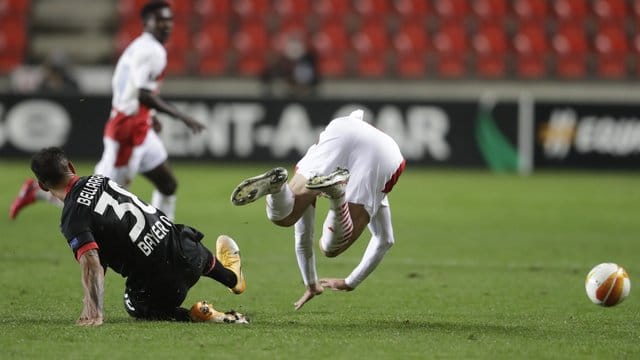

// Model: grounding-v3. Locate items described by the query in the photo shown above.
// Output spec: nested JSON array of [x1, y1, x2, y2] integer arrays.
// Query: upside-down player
[[30, 147, 248, 325], [231, 109, 405, 310]]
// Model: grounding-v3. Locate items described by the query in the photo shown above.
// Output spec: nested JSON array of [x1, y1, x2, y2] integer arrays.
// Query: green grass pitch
[[1, 160, 639, 359]]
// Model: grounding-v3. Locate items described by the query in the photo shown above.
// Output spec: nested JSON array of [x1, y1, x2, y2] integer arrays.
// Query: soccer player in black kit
[[30, 147, 248, 325]]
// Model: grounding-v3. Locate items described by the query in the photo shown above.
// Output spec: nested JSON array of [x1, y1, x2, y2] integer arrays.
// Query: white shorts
[[296, 110, 405, 217], [94, 130, 167, 186]]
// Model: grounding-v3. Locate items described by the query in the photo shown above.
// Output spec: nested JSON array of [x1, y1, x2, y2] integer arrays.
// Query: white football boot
[[231, 167, 288, 206], [305, 167, 350, 199]]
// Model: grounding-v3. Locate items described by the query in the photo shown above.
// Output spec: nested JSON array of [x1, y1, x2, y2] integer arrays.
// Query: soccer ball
[[585, 263, 630, 307]]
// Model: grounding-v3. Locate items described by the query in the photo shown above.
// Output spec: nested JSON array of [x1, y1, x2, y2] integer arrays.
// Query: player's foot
[[9, 178, 39, 220], [216, 235, 246, 294], [230, 167, 288, 206], [306, 167, 350, 199], [189, 300, 249, 324]]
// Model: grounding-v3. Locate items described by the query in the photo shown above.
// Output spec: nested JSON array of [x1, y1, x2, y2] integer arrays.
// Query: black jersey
[[60, 175, 202, 278]]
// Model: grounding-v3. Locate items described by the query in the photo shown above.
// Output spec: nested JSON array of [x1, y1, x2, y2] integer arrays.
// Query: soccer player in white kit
[[9, 1, 204, 221], [231, 109, 406, 310], [94, 0, 204, 220]]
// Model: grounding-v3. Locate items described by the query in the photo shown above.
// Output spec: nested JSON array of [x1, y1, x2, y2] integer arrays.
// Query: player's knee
[[272, 217, 295, 227], [157, 178, 177, 195]]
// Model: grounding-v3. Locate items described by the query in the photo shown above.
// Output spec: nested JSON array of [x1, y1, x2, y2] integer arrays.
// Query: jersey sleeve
[[60, 200, 99, 261]]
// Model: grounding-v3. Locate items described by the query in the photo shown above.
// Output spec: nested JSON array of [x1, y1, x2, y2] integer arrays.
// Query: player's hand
[[182, 116, 205, 134], [76, 314, 104, 326], [294, 283, 324, 311], [319, 278, 354, 291]]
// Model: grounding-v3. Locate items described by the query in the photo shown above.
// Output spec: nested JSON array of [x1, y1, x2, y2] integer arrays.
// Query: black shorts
[[123, 225, 212, 321]]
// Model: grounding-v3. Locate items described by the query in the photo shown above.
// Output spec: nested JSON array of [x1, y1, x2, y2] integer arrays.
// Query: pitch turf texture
[[1, 161, 639, 359]]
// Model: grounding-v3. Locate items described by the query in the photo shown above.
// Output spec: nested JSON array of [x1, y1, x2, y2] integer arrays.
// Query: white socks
[[151, 190, 176, 221], [319, 195, 353, 255], [266, 183, 294, 221]]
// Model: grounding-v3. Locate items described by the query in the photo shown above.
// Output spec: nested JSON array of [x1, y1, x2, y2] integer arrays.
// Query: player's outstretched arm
[[319, 278, 354, 291], [77, 249, 105, 326], [294, 283, 324, 311], [139, 89, 205, 133]]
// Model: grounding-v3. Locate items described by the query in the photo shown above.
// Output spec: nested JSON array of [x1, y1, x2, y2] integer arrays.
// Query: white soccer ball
[[585, 263, 630, 307]]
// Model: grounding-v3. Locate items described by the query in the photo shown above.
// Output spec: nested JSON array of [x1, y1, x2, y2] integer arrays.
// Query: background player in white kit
[[10, 1, 203, 221], [231, 109, 406, 310]]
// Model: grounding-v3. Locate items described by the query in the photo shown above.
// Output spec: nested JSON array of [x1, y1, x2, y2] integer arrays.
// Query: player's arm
[[293, 207, 324, 310], [138, 89, 205, 133], [77, 248, 105, 326], [321, 231, 393, 291]]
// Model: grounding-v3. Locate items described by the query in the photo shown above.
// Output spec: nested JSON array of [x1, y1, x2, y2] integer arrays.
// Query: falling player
[[231, 109, 405, 310]]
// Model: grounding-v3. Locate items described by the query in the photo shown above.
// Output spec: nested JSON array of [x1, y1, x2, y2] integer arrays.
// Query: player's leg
[[123, 281, 191, 322], [9, 178, 63, 219], [142, 161, 177, 219], [231, 168, 317, 227], [138, 131, 176, 219], [270, 173, 319, 227], [306, 168, 370, 257]]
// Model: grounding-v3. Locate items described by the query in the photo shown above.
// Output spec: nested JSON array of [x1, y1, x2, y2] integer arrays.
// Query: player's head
[[31, 147, 75, 192], [140, 1, 173, 44]]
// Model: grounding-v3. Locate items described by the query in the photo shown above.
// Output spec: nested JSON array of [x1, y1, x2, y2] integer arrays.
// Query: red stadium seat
[[395, 54, 427, 77], [165, 53, 190, 75], [433, 21, 468, 76], [0, 19, 27, 54], [353, 0, 391, 19], [433, 22, 468, 56], [0, 52, 22, 74], [513, 23, 550, 78], [355, 54, 388, 77], [393, 0, 431, 19], [552, 22, 589, 78], [233, 0, 269, 18], [166, 0, 193, 21], [435, 56, 467, 77], [552, 0, 589, 21], [633, 0, 640, 20], [393, 21, 429, 55], [235, 52, 267, 76], [197, 53, 227, 75], [313, 0, 352, 19], [0, 0, 30, 18], [194, 23, 230, 56], [194, 0, 232, 20], [472, 0, 508, 20], [273, 0, 311, 21], [512, 0, 549, 21], [594, 22, 629, 78], [233, 21, 269, 55], [317, 54, 349, 77], [592, 0, 627, 22], [433, 0, 470, 19], [312, 20, 351, 56], [472, 22, 508, 77], [352, 20, 389, 55]]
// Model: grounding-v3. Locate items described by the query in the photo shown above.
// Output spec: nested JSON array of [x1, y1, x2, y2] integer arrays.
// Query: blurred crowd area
[[2, 0, 640, 94]]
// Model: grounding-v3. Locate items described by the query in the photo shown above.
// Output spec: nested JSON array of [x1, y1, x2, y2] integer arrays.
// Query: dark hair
[[140, 0, 170, 20], [31, 147, 70, 189]]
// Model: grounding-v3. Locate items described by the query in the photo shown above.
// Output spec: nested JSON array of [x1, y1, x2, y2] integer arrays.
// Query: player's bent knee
[[156, 179, 177, 195], [272, 217, 296, 227]]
